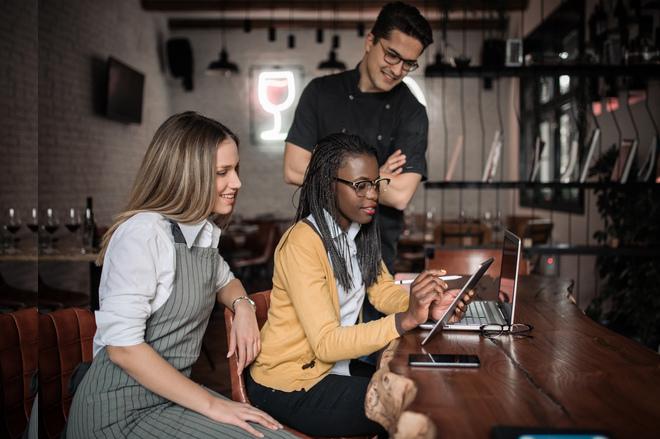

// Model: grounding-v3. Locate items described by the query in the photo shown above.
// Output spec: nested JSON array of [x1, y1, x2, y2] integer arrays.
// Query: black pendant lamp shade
[[332, 34, 340, 49], [357, 22, 365, 37], [318, 50, 346, 71], [424, 52, 450, 77], [207, 49, 239, 75]]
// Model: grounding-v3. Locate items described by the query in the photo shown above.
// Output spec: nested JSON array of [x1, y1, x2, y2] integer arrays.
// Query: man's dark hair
[[294, 133, 383, 291], [371, 2, 433, 50]]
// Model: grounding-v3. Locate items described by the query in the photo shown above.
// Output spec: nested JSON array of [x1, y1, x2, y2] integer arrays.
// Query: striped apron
[[66, 222, 293, 438]]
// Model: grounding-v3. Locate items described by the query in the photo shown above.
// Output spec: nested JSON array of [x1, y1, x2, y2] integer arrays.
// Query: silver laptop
[[443, 230, 522, 331]]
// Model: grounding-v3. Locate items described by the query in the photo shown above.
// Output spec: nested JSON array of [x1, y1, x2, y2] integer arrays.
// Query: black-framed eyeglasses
[[378, 40, 419, 72], [335, 177, 390, 197], [479, 323, 534, 339]]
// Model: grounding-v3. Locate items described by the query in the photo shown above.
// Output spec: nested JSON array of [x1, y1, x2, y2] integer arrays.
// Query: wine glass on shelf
[[27, 208, 39, 233], [66, 207, 82, 253], [43, 208, 60, 254], [4, 208, 22, 254], [26, 207, 40, 252]]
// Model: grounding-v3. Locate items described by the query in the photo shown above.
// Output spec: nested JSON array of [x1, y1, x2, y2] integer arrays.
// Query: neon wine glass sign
[[257, 71, 296, 141]]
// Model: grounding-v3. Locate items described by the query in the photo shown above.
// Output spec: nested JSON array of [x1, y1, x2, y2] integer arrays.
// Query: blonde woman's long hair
[[96, 111, 239, 265]]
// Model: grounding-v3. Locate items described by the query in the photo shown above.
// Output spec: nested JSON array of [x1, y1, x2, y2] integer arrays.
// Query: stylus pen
[[395, 275, 462, 285]]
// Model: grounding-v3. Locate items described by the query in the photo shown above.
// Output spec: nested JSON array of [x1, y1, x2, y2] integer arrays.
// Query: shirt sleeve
[[94, 222, 168, 349], [394, 101, 428, 180], [285, 78, 319, 152], [215, 255, 236, 292]]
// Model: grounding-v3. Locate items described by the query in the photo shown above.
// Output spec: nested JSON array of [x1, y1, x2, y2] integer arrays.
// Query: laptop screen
[[498, 231, 521, 324]]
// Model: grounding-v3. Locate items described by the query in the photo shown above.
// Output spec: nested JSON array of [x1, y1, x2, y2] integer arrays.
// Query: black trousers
[[246, 361, 387, 437]]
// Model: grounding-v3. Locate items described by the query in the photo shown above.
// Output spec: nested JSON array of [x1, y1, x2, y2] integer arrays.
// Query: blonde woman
[[66, 112, 292, 439]]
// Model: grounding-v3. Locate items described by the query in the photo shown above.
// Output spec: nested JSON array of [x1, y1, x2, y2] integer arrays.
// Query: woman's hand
[[430, 289, 476, 323], [228, 301, 261, 375], [204, 396, 283, 438], [399, 270, 448, 331]]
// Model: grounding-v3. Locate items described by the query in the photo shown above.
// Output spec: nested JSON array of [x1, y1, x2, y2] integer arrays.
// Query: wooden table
[[387, 275, 660, 438]]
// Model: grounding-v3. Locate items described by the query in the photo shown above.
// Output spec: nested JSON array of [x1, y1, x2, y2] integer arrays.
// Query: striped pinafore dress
[[66, 222, 293, 438]]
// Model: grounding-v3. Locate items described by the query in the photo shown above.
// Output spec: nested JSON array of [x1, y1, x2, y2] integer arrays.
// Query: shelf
[[423, 244, 660, 257], [424, 181, 660, 189], [423, 64, 660, 78], [523, 245, 660, 257]]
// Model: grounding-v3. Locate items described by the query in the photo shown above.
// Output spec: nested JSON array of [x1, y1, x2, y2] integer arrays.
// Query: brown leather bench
[[0, 307, 38, 439], [38, 307, 95, 439]]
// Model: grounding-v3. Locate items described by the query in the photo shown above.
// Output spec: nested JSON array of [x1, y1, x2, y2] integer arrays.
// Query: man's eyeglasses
[[335, 177, 390, 197], [378, 40, 419, 72], [479, 323, 534, 339]]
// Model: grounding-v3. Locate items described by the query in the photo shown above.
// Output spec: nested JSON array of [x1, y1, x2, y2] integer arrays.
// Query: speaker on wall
[[166, 38, 193, 91]]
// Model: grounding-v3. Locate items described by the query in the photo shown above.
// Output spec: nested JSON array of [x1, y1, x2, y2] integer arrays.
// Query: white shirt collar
[[177, 219, 221, 249], [311, 209, 360, 242]]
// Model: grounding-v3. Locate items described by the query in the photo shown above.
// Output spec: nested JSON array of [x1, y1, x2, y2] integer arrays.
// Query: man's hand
[[380, 149, 406, 178]]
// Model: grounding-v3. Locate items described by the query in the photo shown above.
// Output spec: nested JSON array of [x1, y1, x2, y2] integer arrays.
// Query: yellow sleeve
[[277, 238, 401, 363], [366, 262, 410, 315]]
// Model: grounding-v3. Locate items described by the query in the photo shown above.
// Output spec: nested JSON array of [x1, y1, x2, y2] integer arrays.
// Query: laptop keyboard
[[463, 301, 505, 326]]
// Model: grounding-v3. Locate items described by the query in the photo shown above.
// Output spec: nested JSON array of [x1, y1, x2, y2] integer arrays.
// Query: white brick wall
[[169, 27, 512, 219], [0, 0, 37, 291], [36, 0, 171, 293]]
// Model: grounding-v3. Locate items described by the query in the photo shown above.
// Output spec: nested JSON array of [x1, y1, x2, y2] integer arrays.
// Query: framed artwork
[[482, 130, 502, 182], [611, 139, 638, 183], [444, 135, 463, 181], [579, 128, 601, 182]]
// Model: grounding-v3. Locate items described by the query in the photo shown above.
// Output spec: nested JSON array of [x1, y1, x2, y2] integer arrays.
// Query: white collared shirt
[[92, 212, 235, 356], [308, 211, 364, 376]]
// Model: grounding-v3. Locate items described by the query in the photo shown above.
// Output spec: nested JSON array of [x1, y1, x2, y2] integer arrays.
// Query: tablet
[[420, 257, 494, 346]]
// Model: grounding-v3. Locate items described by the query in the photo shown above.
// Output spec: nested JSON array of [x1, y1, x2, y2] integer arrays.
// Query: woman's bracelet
[[231, 295, 256, 313]]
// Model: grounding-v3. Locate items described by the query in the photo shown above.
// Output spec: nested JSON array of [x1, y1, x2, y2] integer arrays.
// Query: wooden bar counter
[[386, 276, 660, 438]]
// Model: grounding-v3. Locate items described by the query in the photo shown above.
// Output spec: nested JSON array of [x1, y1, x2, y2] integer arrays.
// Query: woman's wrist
[[199, 390, 221, 418], [233, 298, 256, 314], [231, 295, 256, 313], [395, 312, 418, 334]]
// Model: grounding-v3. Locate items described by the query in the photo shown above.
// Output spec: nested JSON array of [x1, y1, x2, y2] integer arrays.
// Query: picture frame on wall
[[579, 128, 601, 182], [482, 130, 502, 182], [444, 135, 464, 181], [528, 136, 545, 181], [560, 138, 579, 182], [637, 135, 658, 182], [505, 39, 523, 67], [611, 139, 638, 183]]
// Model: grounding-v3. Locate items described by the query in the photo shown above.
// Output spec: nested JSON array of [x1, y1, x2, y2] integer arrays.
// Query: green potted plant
[[586, 145, 660, 350]]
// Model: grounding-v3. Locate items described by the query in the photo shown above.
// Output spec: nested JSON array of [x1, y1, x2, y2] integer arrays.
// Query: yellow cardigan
[[250, 220, 409, 392]]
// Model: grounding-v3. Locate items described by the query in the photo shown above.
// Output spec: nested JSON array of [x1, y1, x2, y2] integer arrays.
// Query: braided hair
[[295, 133, 383, 291]]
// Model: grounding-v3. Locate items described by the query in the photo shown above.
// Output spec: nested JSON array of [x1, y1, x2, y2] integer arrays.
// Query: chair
[[39, 308, 96, 439], [0, 307, 38, 439], [507, 215, 553, 245], [223, 291, 374, 439], [425, 248, 528, 277], [435, 220, 490, 246], [231, 222, 279, 292]]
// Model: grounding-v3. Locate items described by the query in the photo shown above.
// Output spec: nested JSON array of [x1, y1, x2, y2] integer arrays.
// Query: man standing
[[283, 1, 432, 328]]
